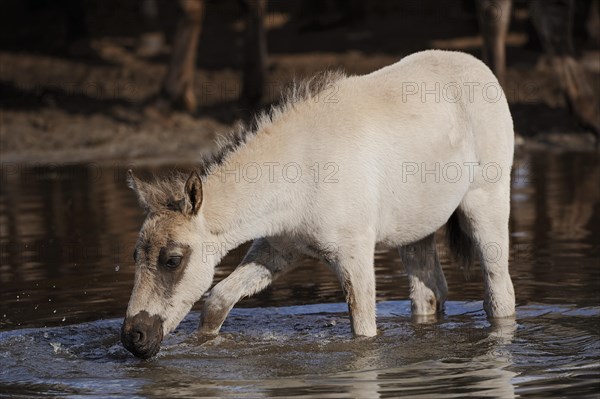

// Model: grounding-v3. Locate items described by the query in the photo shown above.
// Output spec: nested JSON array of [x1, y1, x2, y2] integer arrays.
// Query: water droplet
[[48, 299, 52, 302], [43, 332, 49, 338], [50, 342, 61, 353], [115, 265, 120, 272], [53, 310, 57, 314], [61, 317, 66, 322]]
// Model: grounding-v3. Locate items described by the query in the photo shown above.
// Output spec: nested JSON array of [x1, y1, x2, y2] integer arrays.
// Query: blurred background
[[1, 0, 599, 164]]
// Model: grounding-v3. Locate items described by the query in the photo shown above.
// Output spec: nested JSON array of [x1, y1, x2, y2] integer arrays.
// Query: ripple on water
[[0, 301, 598, 398]]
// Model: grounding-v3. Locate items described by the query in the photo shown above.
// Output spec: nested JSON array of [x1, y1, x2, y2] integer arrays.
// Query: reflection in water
[[0, 163, 141, 327], [0, 151, 599, 397], [509, 151, 600, 305], [3, 302, 597, 398]]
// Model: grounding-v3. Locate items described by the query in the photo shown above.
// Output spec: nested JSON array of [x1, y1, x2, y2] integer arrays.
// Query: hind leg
[[459, 189, 515, 318], [399, 234, 448, 316]]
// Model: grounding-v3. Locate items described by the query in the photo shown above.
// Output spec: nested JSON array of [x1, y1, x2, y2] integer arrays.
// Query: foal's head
[[121, 170, 213, 359]]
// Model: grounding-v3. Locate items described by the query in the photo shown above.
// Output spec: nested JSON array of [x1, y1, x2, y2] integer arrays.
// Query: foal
[[121, 50, 516, 358]]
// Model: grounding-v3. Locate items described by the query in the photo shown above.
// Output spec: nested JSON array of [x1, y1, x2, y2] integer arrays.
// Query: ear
[[127, 169, 151, 210], [184, 170, 203, 215]]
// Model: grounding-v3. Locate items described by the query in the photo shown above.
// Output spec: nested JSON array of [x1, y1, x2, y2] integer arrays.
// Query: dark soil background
[[1, 0, 599, 164]]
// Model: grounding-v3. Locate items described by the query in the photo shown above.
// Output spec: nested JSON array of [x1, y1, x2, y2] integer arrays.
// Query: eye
[[164, 256, 182, 269]]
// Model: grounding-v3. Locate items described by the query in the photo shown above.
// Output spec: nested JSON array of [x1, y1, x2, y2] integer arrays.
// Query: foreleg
[[199, 237, 299, 335]]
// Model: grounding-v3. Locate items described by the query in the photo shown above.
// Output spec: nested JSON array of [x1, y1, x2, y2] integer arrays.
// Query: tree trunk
[[161, 0, 205, 113], [476, 0, 513, 85], [241, 0, 267, 105]]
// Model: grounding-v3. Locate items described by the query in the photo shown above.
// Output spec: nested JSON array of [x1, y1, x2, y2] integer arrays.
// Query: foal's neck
[[201, 119, 301, 249]]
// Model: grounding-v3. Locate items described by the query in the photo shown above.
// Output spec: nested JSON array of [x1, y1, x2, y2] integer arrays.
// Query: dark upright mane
[[137, 70, 347, 212], [197, 69, 347, 178]]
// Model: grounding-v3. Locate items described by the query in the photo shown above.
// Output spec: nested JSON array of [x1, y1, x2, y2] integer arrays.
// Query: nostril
[[132, 329, 144, 343]]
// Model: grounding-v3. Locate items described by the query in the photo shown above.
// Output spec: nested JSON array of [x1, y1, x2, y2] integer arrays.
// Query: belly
[[375, 166, 471, 246]]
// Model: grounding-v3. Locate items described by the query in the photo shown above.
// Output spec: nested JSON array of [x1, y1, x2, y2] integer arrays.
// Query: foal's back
[[294, 50, 513, 245]]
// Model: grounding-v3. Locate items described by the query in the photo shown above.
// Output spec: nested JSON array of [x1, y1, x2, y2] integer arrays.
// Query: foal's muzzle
[[121, 311, 164, 359]]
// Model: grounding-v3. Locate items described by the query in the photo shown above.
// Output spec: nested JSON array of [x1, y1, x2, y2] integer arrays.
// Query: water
[[1, 150, 599, 398]]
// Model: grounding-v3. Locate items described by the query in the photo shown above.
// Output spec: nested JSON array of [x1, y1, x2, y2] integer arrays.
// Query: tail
[[446, 210, 476, 278]]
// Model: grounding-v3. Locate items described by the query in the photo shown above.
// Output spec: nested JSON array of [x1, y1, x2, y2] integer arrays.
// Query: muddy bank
[[1, 3, 599, 165]]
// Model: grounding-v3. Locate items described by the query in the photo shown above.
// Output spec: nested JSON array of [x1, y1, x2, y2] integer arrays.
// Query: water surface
[[1, 150, 599, 398]]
